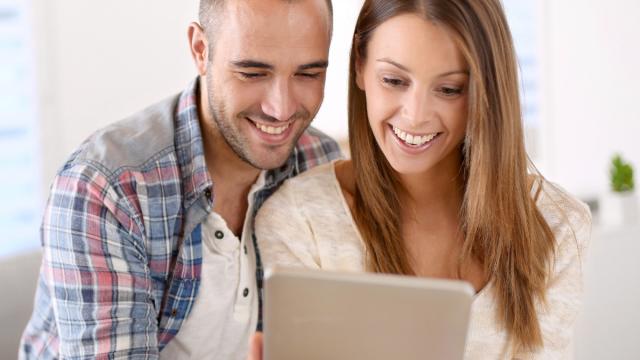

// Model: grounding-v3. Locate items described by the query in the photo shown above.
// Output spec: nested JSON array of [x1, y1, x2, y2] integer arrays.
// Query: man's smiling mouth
[[247, 117, 291, 135]]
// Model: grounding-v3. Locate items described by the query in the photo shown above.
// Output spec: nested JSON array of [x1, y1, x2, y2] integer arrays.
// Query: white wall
[[35, 0, 200, 191], [541, 0, 640, 198], [315, 0, 362, 140], [542, 4, 640, 359]]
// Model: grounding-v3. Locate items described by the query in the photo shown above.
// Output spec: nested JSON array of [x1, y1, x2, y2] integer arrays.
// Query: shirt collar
[[263, 151, 297, 189], [174, 78, 212, 209]]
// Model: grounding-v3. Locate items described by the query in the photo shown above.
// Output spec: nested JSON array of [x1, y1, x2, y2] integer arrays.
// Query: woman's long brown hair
[[348, 0, 556, 351]]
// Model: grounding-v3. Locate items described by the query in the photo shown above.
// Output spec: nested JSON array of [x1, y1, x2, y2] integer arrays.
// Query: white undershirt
[[160, 171, 266, 360]]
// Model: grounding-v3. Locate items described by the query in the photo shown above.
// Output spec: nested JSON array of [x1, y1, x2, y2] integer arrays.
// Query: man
[[19, 0, 339, 358]]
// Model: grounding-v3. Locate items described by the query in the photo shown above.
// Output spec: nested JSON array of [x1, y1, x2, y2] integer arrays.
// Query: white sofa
[[0, 250, 41, 359]]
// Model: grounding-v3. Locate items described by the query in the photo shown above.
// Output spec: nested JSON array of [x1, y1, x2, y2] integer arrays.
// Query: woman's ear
[[188, 22, 209, 76], [355, 54, 365, 91]]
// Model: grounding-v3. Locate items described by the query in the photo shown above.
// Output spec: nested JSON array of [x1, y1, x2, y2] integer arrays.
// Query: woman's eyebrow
[[377, 57, 469, 78], [376, 58, 410, 72]]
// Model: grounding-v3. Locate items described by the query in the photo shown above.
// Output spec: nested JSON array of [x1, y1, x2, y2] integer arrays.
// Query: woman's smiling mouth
[[390, 124, 442, 147]]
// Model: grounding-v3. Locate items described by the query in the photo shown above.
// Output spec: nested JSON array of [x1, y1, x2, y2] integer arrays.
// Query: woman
[[255, 0, 591, 358]]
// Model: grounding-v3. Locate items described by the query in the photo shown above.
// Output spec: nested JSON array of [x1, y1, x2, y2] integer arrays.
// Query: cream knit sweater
[[256, 161, 591, 359]]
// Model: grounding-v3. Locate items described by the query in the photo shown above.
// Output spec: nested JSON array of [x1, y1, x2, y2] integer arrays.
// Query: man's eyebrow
[[297, 60, 329, 71], [230, 60, 274, 70]]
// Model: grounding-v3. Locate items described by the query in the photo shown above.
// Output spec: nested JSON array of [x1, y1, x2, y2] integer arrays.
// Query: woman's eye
[[382, 77, 406, 87], [439, 86, 463, 96]]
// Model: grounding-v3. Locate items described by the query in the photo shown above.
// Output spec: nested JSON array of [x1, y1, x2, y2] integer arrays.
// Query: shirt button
[[244, 245, 248, 254], [243, 288, 249, 297], [204, 189, 212, 201], [171, 308, 178, 316], [215, 230, 224, 239]]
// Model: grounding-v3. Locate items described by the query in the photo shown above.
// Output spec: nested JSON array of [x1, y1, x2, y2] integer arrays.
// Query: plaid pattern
[[19, 80, 342, 359]]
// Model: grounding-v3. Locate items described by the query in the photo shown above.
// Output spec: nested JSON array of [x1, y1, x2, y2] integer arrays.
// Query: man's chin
[[243, 146, 293, 171], [240, 129, 303, 170]]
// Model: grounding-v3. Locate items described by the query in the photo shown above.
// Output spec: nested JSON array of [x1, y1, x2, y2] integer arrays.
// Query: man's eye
[[239, 72, 265, 79], [297, 72, 321, 79], [382, 77, 406, 87]]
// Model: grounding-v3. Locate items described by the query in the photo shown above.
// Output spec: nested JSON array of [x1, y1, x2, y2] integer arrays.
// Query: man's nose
[[261, 78, 297, 122]]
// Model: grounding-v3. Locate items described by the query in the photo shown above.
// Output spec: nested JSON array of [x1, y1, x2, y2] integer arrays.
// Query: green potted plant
[[601, 154, 638, 226], [610, 155, 634, 192]]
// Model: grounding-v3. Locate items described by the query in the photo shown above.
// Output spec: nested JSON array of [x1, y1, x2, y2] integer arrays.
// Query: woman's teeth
[[255, 122, 290, 135], [392, 126, 438, 146]]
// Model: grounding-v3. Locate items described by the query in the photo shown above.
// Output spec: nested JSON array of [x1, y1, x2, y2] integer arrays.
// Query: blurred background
[[1, 0, 639, 358]]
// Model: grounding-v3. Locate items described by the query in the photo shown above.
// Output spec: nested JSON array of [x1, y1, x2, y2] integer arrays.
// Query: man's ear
[[188, 22, 209, 76]]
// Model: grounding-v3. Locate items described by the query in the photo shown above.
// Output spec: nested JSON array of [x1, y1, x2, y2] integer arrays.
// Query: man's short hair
[[199, 0, 333, 36]]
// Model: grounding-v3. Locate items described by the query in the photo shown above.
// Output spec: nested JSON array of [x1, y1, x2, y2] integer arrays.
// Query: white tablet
[[263, 267, 475, 360]]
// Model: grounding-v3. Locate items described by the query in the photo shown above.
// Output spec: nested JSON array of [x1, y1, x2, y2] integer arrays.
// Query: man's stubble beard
[[205, 77, 312, 171], [207, 91, 257, 167]]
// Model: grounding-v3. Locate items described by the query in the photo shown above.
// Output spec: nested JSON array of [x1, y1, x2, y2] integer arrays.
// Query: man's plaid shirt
[[19, 80, 342, 359]]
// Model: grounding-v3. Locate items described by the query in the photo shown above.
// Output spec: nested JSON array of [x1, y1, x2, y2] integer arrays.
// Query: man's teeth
[[255, 122, 289, 135], [392, 126, 438, 146]]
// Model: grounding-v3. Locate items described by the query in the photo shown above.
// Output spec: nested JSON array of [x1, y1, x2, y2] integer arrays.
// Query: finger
[[248, 332, 264, 360]]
